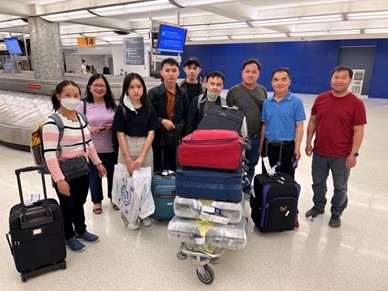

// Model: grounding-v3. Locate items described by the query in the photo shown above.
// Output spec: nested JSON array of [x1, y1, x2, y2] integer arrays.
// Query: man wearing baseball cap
[[180, 56, 206, 104]]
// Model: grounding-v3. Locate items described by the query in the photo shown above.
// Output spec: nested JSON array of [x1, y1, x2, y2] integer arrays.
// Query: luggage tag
[[263, 157, 277, 176], [26, 194, 41, 206], [199, 206, 230, 224]]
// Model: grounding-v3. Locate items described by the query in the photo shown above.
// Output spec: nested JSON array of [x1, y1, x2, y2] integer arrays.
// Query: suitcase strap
[[5, 233, 13, 255]]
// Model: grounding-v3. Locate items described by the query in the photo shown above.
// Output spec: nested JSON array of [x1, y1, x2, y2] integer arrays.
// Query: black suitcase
[[6, 166, 67, 282], [251, 173, 300, 232], [250, 140, 300, 232], [198, 105, 244, 133]]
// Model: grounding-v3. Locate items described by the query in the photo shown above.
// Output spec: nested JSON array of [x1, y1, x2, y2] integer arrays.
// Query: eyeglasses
[[91, 84, 106, 88]]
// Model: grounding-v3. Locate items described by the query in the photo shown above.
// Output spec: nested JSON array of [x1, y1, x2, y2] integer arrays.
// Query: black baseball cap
[[184, 56, 201, 67]]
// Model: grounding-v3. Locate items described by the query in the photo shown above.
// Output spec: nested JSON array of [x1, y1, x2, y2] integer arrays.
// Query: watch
[[352, 152, 359, 157]]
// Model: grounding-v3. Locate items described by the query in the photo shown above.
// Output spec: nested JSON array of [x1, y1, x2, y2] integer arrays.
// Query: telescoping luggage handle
[[264, 140, 284, 173], [15, 165, 50, 223]]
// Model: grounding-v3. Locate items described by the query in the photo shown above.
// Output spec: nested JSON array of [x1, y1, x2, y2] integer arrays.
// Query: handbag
[[60, 156, 89, 181], [163, 119, 186, 147], [59, 114, 89, 181]]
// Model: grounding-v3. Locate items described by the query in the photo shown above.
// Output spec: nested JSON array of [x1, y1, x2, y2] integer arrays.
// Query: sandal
[[111, 201, 119, 211], [93, 203, 102, 215]]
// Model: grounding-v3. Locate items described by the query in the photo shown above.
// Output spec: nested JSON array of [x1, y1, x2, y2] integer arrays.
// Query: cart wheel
[[176, 252, 188, 260], [196, 265, 215, 285], [61, 262, 67, 270], [21, 275, 27, 282], [210, 257, 221, 265]]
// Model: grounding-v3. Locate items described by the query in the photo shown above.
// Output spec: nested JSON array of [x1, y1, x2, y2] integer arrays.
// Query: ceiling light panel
[[91, 0, 174, 17], [0, 19, 28, 28], [230, 33, 287, 39], [347, 10, 388, 20], [364, 28, 388, 34], [183, 21, 248, 31], [174, 0, 236, 7], [42, 10, 97, 22]]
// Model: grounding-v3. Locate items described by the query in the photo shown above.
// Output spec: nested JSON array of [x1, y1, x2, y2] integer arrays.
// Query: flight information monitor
[[156, 24, 187, 54], [4, 37, 22, 55]]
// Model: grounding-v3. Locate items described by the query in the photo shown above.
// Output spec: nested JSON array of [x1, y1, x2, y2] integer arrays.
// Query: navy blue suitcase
[[175, 167, 242, 202], [251, 173, 300, 232], [151, 171, 176, 220]]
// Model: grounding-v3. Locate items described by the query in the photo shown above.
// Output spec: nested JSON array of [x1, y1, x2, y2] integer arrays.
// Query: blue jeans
[[243, 135, 260, 193], [311, 153, 350, 216], [89, 152, 117, 204]]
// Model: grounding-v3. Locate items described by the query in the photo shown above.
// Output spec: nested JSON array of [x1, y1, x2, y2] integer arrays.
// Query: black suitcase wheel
[[196, 265, 214, 285], [176, 252, 187, 260], [21, 274, 27, 282], [61, 261, 67, 270], [210, 257, 221, 265]]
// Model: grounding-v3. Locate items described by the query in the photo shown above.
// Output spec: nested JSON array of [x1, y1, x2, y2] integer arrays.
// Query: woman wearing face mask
[[42, 80, 107, 253], [112, 73, 160, 230], [76, 74, 117, 215], [186, 71, 225, 134]]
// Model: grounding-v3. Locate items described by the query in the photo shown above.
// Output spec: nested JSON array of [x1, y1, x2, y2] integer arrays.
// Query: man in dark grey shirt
[[226, 58, 267, 199]]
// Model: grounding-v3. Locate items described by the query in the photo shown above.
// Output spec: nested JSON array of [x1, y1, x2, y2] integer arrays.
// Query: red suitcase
[[178, 129, 245, 170]]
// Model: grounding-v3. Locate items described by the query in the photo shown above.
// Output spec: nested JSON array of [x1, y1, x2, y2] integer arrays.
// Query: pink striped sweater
[[42, 112, 102, 182]]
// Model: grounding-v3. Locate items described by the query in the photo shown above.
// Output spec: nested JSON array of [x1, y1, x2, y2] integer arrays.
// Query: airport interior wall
[[181, 38, 388, 99]]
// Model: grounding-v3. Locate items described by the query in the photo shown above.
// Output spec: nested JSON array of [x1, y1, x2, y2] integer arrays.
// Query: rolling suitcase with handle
[[250, 141, 301, 232], [151, 170, 176, 220], [151, 147, 176, 221], [6, 165, 67, 282]]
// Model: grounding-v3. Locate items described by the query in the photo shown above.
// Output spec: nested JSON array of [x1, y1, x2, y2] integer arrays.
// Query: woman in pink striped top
[[43, 80, 107, 253]]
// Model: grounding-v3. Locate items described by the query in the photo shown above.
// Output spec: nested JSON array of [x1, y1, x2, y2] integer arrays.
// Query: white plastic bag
[[135, 167, 155, 219], [121, 167, 155, 224], [121, 175, 141, 225], [111, 163, 128, 207]]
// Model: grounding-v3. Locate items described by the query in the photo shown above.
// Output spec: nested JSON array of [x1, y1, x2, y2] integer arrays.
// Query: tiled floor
[[0, 94, 387, 290]]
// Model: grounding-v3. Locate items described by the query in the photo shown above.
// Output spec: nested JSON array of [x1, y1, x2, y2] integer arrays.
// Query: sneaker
[[76, 231, 100, 243], [141, 217, 153, 227], [66, 236, 85, 252], [127, 220, 140, 230], [305, 206, 325, 218], [329, 215, 341, 228]]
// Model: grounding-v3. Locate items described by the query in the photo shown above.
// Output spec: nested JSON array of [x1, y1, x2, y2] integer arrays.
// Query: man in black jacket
[[148, 58, 189, 172], [180, 56, 206, 104]]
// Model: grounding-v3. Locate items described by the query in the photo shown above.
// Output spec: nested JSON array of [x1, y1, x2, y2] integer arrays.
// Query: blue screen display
[[156, 24, 187, 53], [4, 37, 22, 55]]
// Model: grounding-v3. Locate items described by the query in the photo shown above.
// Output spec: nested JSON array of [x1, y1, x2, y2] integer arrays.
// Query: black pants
[[54, 175, 89, 240], [262, 139, 295, 179], [152, 130, 177, 172], [88, 152, 117, 204]]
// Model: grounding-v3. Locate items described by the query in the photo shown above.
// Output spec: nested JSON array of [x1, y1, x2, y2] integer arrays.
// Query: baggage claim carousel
[[0, 72, 161, 151]]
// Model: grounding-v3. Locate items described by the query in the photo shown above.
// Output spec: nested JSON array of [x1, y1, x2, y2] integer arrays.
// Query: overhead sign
[[77, 37, 96, 48], [124, 37, 145, 65]]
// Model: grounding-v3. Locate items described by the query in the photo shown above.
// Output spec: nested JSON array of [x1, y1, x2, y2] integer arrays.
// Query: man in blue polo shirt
[[259, 67, 306, 179]]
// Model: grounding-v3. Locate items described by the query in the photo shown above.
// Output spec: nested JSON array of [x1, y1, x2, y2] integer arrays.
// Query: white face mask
[[61, 98, 80, 111]]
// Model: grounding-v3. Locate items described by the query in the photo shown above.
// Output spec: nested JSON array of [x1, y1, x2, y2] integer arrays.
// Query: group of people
[[80, 60, 98, 74], [42, 55, 366, 253]]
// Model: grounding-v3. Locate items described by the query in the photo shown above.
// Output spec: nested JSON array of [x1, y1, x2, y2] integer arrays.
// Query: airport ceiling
[[1, 0, 388, 46]]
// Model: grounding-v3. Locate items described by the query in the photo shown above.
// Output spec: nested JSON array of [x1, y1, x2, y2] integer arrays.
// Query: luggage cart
[[176, 242, 225, 285]]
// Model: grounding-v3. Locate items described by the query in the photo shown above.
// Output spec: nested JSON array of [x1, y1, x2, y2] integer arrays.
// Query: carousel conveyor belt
[[0, 90, 52, 151]]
